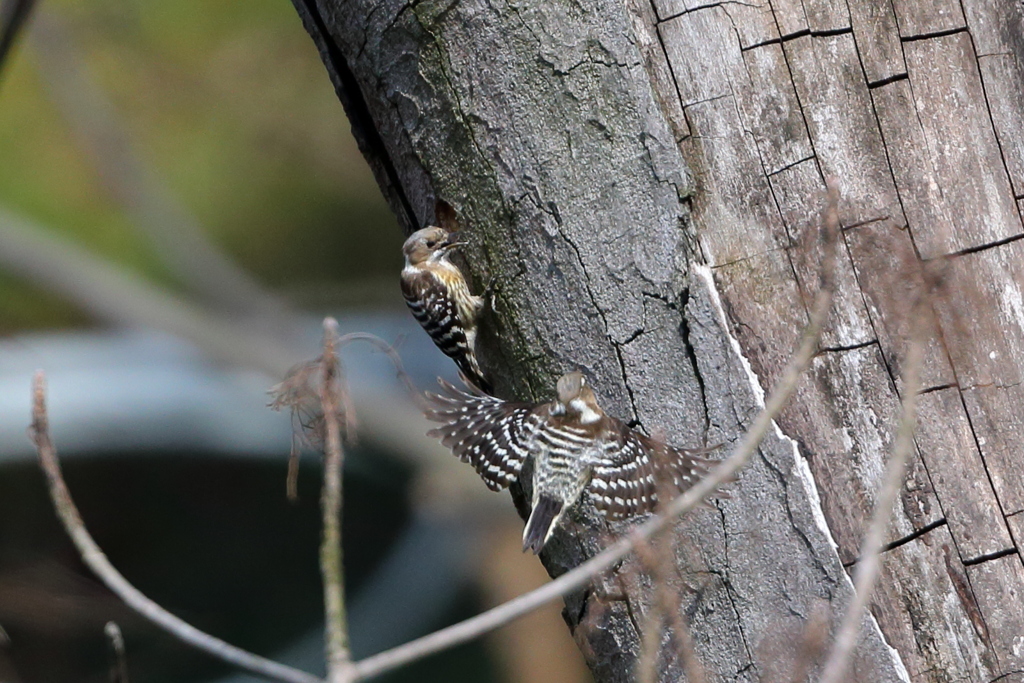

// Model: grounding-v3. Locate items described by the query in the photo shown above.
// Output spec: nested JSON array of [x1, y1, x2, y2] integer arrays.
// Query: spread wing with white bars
[[424, 379, 712, 516]]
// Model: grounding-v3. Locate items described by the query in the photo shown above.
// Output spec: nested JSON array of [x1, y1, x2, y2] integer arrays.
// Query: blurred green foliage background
[[0, 0, 403, 333]]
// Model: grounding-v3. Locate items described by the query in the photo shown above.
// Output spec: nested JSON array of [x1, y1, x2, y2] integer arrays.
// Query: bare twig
[[336, 333, 421, 405], [29, 371, 323, 683], [269, 331, 421, 501], [817, 296, 927, 683], [348, 183, 840, 681], [104, 622, 129, 683], [318, 319, 355, 683]]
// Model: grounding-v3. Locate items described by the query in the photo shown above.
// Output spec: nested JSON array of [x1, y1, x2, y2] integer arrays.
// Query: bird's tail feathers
[[456, 355, 493, 395], [523, 495, 563, 554]]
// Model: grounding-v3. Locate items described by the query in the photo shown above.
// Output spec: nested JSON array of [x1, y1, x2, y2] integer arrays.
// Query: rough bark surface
[[292, 0, 1024, 680]]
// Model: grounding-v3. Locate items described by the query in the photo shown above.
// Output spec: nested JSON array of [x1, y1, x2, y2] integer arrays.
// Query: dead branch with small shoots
[[269, 331, 418, 500], [317, 319, 356, 683]]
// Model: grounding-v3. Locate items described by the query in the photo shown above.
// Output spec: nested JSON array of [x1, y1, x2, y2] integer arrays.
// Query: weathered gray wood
[[933, 239, 1024, 388], [652, 0, 779, 47], [679, 97, 787, 264], [960, 0, 1024, 56], [961, 383, 1024, 516], [626, 0, 690, 141], [865, 525, 994, 681], [979, 54, 1024, 196], [915, 388, 1012, 560], [778, 344, 942, 564], [844, 220, 955, 390], [713, 249, 808, 385], [657, 7, 740, 107], [294, 0, 1024, 679], [740, 44, 814, 175], [1007, 513, 1024, 555], [771, 0, 809, 37], [890, 0, 965, 36], [965, 554, 1024, 672], [959, 0, 1024, 195], [785, 33, 906, 228], [803, 0, 850, 32], [768, 158, 875, 348], [900, 32, 1022, 258], [848, 0, 905, 84], [870, 79, 960, 254]]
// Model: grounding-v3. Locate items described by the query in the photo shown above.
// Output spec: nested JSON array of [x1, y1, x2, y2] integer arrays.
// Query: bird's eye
[[425, 240, 437, 248]]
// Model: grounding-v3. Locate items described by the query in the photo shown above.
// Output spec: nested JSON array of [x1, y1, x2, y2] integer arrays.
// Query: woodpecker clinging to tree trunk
[[401, 226, 492, 393], [424, 370, 713, 553]]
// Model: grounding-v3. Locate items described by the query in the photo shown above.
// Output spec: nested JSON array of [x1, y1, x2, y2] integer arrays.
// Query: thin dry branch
[[348, 181, 840, 681], [336, 333, 422, 405], [29, 371, 323, 683], [817, 295, 928, 683], [318, 319, 355, 683], [104, 621, 129, 683]]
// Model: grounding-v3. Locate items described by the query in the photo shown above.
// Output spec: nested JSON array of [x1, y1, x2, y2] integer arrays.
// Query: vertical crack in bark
[[951, 24, 1022, 225], [952, 386, 1015, 548], [758, 445, 834, 580], [943, 543, 993, 647], [711, 501, 760, 678], [679, 290, 712, 439], [556, 226, 644, 423]]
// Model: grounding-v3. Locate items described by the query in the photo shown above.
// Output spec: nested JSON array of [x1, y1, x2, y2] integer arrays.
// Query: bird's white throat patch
[[570, 398, 601, 424]]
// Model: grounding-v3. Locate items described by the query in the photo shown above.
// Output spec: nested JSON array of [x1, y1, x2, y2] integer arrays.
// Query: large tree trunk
[[292, 0, 1024, 680]]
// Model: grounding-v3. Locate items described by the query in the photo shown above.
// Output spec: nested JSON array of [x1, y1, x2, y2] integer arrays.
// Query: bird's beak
[[443, 231, 468, 250]]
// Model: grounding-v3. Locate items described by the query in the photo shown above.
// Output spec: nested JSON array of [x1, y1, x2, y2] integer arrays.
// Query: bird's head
[[402, 226, 464, 266], [554, 371, 603, 424]]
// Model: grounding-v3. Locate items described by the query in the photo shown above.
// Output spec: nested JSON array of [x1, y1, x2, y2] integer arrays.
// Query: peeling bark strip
[[293, 0, 1024, 680]]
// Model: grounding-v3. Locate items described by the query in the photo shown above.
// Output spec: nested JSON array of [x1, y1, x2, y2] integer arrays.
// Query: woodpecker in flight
[[401, 225, 491, 393], [424, 371, 713, 553]]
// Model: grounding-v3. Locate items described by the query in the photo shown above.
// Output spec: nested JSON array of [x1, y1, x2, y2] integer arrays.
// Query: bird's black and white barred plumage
[[401, 226, 491, 393], [401, 266, 488, 391], [424, 378, 536, 490], [423, 375, 713, 527]]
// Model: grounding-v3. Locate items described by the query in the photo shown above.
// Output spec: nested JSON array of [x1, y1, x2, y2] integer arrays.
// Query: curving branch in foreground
[[29, 370, 324, 683]]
